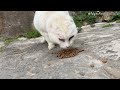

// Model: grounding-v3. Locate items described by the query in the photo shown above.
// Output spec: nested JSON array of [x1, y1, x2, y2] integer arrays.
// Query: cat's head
[[47, 15, 78, 49]]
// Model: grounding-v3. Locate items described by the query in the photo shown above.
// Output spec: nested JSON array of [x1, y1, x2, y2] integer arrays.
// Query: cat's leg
[[46, 37, 55, 50], [48, 42, 55, 50], [37, 30, 46, 43], [43, 33, 55, 50]]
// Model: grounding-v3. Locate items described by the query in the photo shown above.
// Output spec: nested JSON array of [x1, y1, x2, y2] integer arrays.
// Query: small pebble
[[79, 72, 85, 76], [90, 63, 95, 68], [101, 60, 108, 63]]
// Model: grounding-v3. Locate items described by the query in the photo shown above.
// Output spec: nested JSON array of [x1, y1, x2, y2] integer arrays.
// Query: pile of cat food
[[52, 48, 84, 59]]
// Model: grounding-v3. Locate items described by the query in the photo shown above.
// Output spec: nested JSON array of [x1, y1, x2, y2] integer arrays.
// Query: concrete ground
[[0, 22, 120, 79]]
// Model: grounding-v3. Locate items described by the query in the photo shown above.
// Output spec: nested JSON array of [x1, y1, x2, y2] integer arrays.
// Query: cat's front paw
[[48, 43, 55, 50]]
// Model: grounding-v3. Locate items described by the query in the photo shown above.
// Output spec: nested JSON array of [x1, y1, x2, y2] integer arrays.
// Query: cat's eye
[[69, 35, 74, 41], [59, 38, 65, 42]]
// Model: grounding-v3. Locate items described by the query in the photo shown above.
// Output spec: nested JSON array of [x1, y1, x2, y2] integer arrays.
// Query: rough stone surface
[[1, 22, 120, 79], [0, 11, 35, 38]]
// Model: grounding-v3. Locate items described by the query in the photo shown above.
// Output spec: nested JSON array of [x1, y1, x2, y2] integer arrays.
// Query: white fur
[[33, 11, 78, 50]]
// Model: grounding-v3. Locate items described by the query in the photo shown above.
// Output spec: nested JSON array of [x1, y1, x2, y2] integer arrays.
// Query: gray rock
[[0, 11, 35, 38], [1, 22, 120, 79]]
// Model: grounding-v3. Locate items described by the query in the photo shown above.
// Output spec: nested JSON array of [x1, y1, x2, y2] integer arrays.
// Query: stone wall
[[0, 11, 73, 38], [0, 12, 4, 35], [0, 11, 114, 38], [0, 11, 35, 38]]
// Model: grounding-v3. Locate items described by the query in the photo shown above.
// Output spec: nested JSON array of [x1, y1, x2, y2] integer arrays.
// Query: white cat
[[33, 11, 78, 50]]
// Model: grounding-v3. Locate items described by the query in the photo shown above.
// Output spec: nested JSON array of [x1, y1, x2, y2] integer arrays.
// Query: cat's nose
[[66, 46, 69, 48], [67, 47, 70, 49], [66, 45, 70, 48]]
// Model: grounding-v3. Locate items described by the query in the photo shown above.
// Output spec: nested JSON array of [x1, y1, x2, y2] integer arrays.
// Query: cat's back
[[34, 11, 57, 30], [34, 11, 70, 30]]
